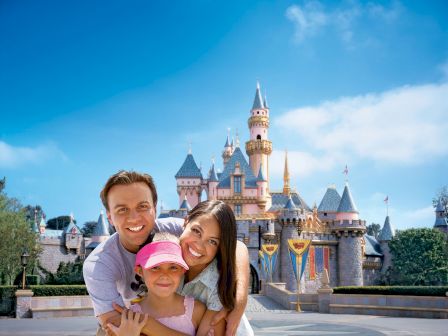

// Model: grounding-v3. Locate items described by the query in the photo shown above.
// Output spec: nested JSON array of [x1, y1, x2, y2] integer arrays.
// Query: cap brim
[[143, 253, 189, 270]]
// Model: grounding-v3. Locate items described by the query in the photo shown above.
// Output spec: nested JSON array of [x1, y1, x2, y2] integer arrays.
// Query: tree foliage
[[81, 221, 97, 237], [388, 228, 448, 286], [366, 223, 381, 238], [0, 187, 42, 285], [23, 204, 44, 224], [44, 261, 84, 285], [46, 215, 75, 230]]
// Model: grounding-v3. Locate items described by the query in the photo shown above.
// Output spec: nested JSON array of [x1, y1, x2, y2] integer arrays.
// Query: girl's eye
[[170, 265, 180, 271], [151, 266, 160, 271]]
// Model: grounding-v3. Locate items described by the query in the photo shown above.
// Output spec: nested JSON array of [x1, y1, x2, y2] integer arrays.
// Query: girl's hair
[[185, 200, 237, 310]]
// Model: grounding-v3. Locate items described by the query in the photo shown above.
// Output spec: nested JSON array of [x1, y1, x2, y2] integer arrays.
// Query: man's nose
[[127, 209, 140, 221]]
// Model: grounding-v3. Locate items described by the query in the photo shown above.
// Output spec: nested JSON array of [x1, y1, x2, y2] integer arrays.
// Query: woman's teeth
[[128, 226, 143, 232], [189, 247, 202, 257]]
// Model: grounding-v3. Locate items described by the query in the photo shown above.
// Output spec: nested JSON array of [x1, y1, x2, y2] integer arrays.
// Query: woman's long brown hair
[[186, 200, 237, 310]]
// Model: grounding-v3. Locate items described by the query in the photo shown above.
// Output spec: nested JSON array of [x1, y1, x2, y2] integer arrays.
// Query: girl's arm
[[196, 309, 226, 336], [112, 303, 189, 336], [192, 300, 207, 331]]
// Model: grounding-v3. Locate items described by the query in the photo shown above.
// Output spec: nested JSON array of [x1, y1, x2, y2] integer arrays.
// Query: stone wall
[[38, 239, 81, 273], [338, 234, 363, 286]]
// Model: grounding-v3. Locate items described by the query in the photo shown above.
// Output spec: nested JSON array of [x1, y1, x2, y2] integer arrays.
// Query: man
[[83, 170, 249, 336]]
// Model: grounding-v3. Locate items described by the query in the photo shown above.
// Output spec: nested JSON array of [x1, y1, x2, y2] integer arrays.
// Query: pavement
[[0, 295, 446, 335]]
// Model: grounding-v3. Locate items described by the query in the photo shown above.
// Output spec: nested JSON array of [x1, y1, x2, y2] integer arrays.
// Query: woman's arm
[[197, 310, 226, 336]]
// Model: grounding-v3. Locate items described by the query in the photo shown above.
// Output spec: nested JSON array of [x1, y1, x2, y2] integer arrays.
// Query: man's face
[[106, 182, 156, 253]]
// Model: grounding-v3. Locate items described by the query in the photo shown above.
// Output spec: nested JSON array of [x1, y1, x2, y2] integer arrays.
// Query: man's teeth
[[128, 226, 143, 232], [189, 247, 202, 257]]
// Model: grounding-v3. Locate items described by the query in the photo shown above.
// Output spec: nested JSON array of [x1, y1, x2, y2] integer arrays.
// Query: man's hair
[[100, 170, 158, 210]]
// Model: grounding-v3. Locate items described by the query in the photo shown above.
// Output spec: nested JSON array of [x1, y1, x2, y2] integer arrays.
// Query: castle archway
[[249, 264, 260, 294]]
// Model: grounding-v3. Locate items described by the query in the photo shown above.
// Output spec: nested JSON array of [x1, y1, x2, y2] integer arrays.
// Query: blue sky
[[1, 0, 447, 230]]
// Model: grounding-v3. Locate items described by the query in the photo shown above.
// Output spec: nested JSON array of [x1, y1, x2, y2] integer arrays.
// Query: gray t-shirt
[[83, 217, 184, 317]]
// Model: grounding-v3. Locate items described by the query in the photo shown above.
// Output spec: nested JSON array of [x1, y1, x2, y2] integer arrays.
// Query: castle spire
[[252, 81, 264, 110], [283, 150, 291, 196]]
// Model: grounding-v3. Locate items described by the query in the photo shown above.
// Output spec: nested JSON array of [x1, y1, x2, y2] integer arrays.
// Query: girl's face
[[137, 263, 185, 298], [179, 214, 220, 271]]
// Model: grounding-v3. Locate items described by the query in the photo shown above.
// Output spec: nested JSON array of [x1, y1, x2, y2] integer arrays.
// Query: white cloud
[[275, 82, 448, 164], [286, 1, 402, 46], [269, 149, 342, 179], [0, 141, 66, 168]]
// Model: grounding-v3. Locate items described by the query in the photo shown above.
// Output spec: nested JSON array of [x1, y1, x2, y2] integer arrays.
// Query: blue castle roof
[[93, 211, 110, 237], [378, 216, 395, 241], [64, 216, 81, 235], [318, 186, 341, 212], [337, 183, 359, 213], [269, 192, 311, 212], [284, 195, 297, 210], [179, 197, 191, 211], [364, 235, 383, 256], [209, 163, 219, 182], [434, 199, 448, 227], [175, 154, 202, 178], [217, 147, 257, 188], [252, 83, 264, 110], [256, 165, 266, 182]]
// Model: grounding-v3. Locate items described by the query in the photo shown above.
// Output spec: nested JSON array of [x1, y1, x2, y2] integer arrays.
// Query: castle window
[[257, 135, 261, 140], [257, 111, 259, 114], [234, 176, 241, 194], [324, 213, 327, 216], [235, 204, 242, 216]]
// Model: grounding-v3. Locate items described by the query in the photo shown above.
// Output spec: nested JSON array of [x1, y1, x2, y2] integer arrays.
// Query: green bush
[[26, 275, 40, 286], [30, 285, 88, 296], [333, 286, 448, 296], [0, 286, 17, 316]]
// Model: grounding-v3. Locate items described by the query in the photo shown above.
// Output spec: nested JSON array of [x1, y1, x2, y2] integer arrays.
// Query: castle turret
[[207, 161, 219, 200], [64, 214, 82, 253], [222, 131, 233, 166], [378, 215, 394, 272], [245, 82, 272, 187], [332, 183, 366, 286], [39, 217, 46, 235], [318, 184, 341, 223], [279, 195, 306, 291], [92, 211, 110, 243], [175, 150, 203, 209], [434, 199, 448, 235]]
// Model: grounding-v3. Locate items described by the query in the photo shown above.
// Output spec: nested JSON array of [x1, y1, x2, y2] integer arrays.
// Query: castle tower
[[279, 195, 306, 291], [207, 160, 219, 200], [175, 150, 203, 209], [332, 183, 366, 286], [434, 199, 448, 235], [318, 184, 341, 223], [283, 151, 291, 196], [64, 214, 83, 253], [91, 211, 110, 244], [245, 82, 272, 187], [378, 215, 395, 272], [39, 216, 46, 235], [222, 131, 233, 166]]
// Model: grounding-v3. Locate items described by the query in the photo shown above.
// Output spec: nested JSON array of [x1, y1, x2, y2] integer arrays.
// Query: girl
[[107, 232, 206, 336]]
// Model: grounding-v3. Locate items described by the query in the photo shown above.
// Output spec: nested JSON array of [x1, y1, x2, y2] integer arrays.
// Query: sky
[[1, 0, 447, 231]]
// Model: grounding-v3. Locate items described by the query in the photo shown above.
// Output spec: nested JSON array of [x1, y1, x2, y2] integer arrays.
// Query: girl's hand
[[106, 308, 149, 336]]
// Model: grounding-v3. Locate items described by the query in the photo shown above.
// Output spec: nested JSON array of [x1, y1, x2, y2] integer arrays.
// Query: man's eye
[[138, 204, 150, 211], [117, 208, 127, 214]]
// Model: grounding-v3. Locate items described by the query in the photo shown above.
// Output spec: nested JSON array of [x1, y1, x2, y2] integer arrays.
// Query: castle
[[163, 82, 448, 293], [31, 82, 447, 291]]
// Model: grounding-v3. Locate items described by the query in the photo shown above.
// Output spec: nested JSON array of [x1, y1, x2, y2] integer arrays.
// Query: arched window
[[257, 135, 261, 140]]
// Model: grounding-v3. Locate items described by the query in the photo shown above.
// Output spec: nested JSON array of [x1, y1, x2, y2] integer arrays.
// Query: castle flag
[[287, 239, 311, 281], [261, 244, 279, 282]]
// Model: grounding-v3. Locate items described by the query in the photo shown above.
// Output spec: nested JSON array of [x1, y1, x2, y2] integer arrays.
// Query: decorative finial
[[283, 150, 291, 196], [188, 141, 192, 154], [256, 80, 260, 90], [211, 155, 215, 164], [342, 164, 349, 182], [100, 210, 104, 215], [235, 128, 240, 147], [384, 195, 389, 216]]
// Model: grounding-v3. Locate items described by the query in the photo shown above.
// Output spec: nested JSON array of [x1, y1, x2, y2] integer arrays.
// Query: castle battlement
[[330, 219, 366, 227]]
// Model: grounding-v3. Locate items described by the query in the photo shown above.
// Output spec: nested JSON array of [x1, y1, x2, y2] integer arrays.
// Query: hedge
[[0, 286, 17, 316], [333, 286, 448, 296], [30, 285, 88, 296]]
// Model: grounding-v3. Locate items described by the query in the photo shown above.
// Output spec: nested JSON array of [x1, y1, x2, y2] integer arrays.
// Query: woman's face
[[179, 214, 220, 270]]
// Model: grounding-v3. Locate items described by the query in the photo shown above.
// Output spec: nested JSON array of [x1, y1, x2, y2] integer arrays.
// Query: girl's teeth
[[128, 226, 143, 232]]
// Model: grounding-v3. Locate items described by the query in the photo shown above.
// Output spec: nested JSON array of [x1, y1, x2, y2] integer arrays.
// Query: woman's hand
[[106, 308, 148, 336]]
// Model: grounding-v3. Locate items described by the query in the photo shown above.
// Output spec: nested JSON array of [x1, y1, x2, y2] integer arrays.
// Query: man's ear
[[135, 265, 143, 276], [106, 211, 115, 228]]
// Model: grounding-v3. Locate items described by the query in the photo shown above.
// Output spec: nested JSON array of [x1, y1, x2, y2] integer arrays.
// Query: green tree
[[45, 261, 84, 285], [0, 187, 42, 285], [388, 228, 448, 286], [366, 223, 381, 238], [81, 221, 97, 237], [46, 215, 74, 230]]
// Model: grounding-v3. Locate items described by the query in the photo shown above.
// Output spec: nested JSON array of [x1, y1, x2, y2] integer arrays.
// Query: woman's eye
[[192, 228, 200, 235], [209, 240, 218, 246]]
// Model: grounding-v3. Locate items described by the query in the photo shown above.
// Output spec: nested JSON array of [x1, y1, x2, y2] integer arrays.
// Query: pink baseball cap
[[135, 241, 189, 270]]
